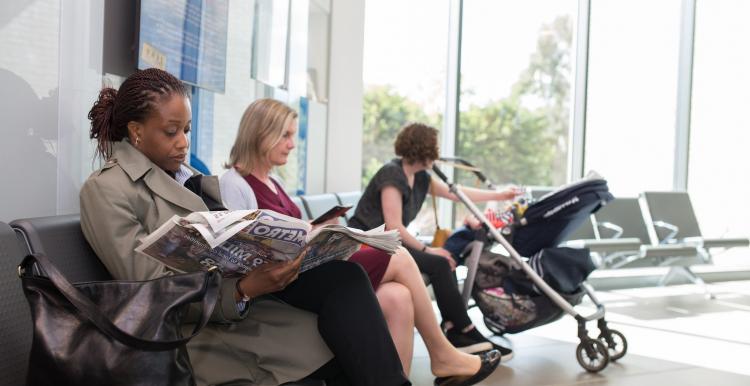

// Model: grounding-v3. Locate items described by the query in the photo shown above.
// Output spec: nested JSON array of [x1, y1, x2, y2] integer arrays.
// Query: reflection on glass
[[585, 0, 681, 195], [251, 0, 290, 88], [689, 0, 750, 266], [307, 0, 330, 102], [0, 0, 60, 220]]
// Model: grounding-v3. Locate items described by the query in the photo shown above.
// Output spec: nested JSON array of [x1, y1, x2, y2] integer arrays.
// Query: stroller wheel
[[576, 338, 609, 373], [598, 329, 627, 361]]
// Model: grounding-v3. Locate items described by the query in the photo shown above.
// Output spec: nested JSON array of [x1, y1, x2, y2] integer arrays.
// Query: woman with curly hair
[[349, 123, 520, 359], [221, 99, 502, 386]]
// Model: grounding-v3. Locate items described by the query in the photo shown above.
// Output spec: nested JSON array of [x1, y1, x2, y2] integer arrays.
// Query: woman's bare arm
[[431, 177, 520, 202], [381, 185, 456, 269]]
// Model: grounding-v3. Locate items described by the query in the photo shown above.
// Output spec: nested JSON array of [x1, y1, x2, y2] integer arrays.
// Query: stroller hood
[[523, 179, 612, 222], [511, 178, 613, 256]]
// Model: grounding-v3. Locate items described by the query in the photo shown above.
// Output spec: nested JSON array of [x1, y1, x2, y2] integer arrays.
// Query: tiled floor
[[409, 280, 750, 386]]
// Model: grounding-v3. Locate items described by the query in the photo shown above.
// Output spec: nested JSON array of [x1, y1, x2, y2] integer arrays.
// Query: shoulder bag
[[18, 252, 220, 386]]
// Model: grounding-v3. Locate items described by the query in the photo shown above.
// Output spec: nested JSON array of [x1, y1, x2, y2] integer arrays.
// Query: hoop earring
[[135, 137, 141, 146]]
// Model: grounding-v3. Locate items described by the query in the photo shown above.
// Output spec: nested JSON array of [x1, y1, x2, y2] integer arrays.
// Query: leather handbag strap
[[22, 252, 220, 351]]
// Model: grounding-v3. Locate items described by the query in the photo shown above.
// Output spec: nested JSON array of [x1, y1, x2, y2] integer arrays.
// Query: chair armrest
[[596, 221, 624, 239], [640, 244, 697, 258], [563, 238, 642, 253], [653, 220, 679, 244], [701, 237, 750, 250]]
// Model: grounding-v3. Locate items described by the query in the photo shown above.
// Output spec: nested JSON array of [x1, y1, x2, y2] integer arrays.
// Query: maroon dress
[[243, 173, 390, 290]]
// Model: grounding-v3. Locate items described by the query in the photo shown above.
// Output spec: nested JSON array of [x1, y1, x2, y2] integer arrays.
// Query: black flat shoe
[[433, 349, 501, 386]]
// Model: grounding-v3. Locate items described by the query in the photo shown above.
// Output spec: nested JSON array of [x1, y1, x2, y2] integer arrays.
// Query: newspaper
[[135, 209, 401, 278]]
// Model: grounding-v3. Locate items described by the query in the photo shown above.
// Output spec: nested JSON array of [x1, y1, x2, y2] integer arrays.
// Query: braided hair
[[88, 68, 188, 160]]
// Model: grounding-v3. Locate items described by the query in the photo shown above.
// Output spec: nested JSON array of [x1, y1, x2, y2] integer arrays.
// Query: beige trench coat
[[80, 140, 332, 385]]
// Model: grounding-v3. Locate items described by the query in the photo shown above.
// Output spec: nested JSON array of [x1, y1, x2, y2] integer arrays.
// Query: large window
[[584, 0, 682, 196], [359, 0, 750, 269], [208, 0, 310, 194], [688, 0, 750, 266], [251, 0, 290, 88], [361, 0, 449, 186], [454, 0, 577, 224], [457, 0, 576, 187], [307, 0, 330, 103]]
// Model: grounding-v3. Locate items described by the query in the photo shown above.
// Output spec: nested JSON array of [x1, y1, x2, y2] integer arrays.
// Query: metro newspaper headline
[[135, 209, 401, 278]]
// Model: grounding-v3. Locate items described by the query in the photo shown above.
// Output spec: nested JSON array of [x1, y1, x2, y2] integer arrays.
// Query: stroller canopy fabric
[[512, 178, 613, 257]]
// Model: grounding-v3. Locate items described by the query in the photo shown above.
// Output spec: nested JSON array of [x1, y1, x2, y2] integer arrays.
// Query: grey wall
[[326, 0, 365, 192]]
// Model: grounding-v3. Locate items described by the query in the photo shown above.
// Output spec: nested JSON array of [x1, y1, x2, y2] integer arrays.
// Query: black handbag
[[18, 252, 221, 386]]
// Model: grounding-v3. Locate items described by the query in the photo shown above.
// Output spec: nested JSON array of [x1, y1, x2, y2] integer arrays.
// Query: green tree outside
[[362, 15, 572, 193], [361, 85, 442, 186], [456, 15, 571, 188]]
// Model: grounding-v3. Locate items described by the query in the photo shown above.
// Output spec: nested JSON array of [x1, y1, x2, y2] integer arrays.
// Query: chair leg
[[659, 266, 715, 299], [681, 266, 716, 300], [657, 266, 680, 287]]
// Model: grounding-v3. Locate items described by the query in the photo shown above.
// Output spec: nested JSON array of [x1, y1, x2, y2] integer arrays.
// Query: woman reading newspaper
[[220, 98, 500, 386], [80, 69, 411, 386]]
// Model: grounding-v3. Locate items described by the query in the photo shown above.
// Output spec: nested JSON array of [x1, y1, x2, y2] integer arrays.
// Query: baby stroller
[[433, 158, 628, 373]]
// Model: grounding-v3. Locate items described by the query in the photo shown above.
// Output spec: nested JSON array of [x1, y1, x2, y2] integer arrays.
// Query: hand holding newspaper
[[135, 209, 401, 278]]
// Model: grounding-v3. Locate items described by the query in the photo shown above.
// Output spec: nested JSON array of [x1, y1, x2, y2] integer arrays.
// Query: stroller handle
[[431, 163, 451, 183], [436, 157, 494, 189]]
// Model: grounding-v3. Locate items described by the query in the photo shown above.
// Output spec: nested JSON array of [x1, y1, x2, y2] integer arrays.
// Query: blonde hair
[[226, 98, 298, 174]]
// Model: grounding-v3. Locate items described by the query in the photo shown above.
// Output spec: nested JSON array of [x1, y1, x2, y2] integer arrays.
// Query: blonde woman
[[220, 98, 500, 386]]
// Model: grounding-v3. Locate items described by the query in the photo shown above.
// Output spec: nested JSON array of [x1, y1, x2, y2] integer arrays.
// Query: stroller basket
[[473, 247, 593, 334], [477, 285, 585, 335]]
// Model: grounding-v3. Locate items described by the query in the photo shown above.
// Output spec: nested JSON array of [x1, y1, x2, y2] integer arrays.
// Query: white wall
[[305, 100, 328, 194], [325, 0, 365, 192]]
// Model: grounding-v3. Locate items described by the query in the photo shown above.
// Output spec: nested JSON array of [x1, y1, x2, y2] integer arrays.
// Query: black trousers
[[272, 260, 410, 386], [406, 246, 473, 330]]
